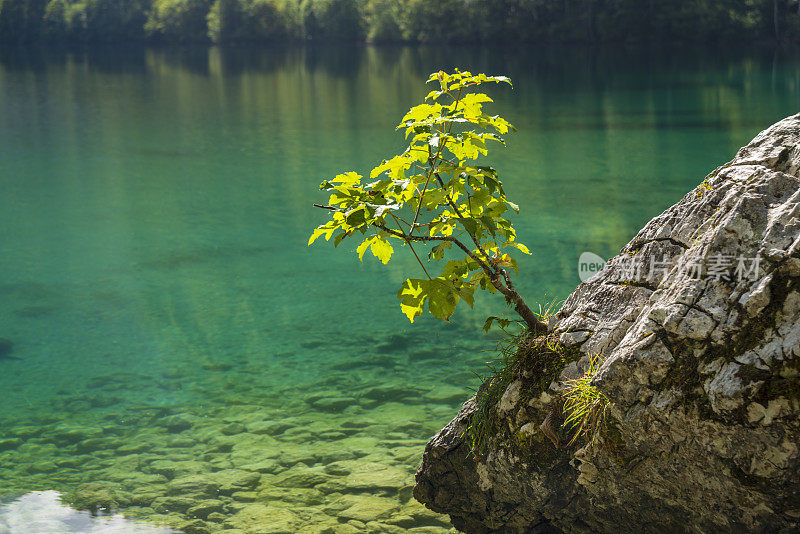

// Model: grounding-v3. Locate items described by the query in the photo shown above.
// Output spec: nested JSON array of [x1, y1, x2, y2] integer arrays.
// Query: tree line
[[1, 0, 800, 44]]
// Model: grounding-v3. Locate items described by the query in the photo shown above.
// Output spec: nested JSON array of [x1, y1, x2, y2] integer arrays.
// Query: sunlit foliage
[[310, 70, 547, 331]]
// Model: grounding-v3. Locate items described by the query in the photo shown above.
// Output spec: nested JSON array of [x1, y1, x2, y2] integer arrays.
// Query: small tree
[[309, 69, 546, 333]]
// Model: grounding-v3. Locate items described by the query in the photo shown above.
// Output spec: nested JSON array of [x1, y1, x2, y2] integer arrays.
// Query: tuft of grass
[[534, 295, 562, 322], [465, 308, 579, 458], [562, 353, 610, 446], [465, 322, 527, 458]]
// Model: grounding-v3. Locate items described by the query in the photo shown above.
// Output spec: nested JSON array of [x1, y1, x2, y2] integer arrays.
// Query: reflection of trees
[[4, 43, 800, 332]]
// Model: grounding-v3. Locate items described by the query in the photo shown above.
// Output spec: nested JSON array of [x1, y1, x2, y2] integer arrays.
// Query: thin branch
[[426, 177, 547, 332], [392, 214, 413, 228], [410, 168, 434, 234], [410, 136, 448, 235], [374, 222, 489, 271], [389, 213, 432, 280], [433, 172, 495, 267]]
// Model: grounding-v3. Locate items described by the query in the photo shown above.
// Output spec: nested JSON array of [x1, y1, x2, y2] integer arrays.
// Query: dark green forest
[[1, 0, 800, 44]]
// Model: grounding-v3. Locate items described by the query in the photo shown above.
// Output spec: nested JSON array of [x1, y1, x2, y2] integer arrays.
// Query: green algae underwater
[[1, 44, 799, 533]]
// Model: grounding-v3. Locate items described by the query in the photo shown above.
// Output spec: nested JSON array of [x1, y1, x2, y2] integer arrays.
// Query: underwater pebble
[[117, 442, 151, 454], [151, 495, 196, 513], [324, 460, 410, 493], [55, 457, 82, 468], [223, 503, 299, 533], [230, 491, 257, 502], [221, 422, 247, 436], [160, 414, 195, 432], [336, 495, 400, 523], [49, 426, 99, 446], [9, 426, 42, 439], [206, 511, 226, 522], [317, 431, 347, 441], [0, 438, 23, 451], [147, 459, 207, 479], [244, 420, 292, 435], [309, 397, 356, 412], [25, 461, 58, 474], [237, 459, 282, 474], [68, 482, 120, 513], [167, 475, 220, 497], [166, 437, 196, 448], [273, 467, 329, 489], [179, 518, 210, 534], [186, 499, 225, 518]]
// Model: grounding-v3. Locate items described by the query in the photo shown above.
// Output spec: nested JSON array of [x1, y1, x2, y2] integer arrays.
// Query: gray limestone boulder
[[414, 114, 800, 533]]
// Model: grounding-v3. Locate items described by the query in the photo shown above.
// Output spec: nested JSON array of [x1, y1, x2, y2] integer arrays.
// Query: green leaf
[[345, 207, 367, 227], [370, 155, 411, 180], [479, 215, 497, 237], [428, 241, 452, 261], [506, 241, 530, 254], [357, 236, 394, 264], [334, 232, 349, 248], [458, 217, 479, 236], [331, 171, 362, 186], [398, 278, 427, 323], [308, 222, 336, 245], [399, 103, 443, 126], [430, 219, 455, 237], [356, 238, 371, 261], [455, 283, 476, 308], [369, 237, 393, 264], [420, 188, 447, 209], [426, 278, 458, 321], [424, 89, 441, 102], [483, 316, 512, 332], [458, 93, 493, 117]]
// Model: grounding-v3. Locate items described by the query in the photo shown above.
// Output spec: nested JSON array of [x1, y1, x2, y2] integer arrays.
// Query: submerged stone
[[0, 438, 22, 451], [273, 467, 329, 489], [223, 503, 299, 533], [324, 460, 411, 494], [180, 519, 210, 534], [309, 396, 355, 412], [335, 495, 400, 523], [68, 482, 120, 513], [151, 495, 196, 513]]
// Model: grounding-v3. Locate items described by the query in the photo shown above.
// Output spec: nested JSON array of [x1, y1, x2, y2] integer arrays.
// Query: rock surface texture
[[414, 114, 800, 533]]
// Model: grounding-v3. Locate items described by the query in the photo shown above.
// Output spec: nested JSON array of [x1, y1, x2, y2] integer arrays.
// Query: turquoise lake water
[[0, 44, 799, 533]]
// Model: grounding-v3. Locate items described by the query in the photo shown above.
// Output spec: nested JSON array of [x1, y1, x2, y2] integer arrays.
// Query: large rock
[[414, 114, 800, 533]]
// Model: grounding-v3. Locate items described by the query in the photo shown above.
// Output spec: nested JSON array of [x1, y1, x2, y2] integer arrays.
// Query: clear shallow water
[[0, 44, 798, 532]]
